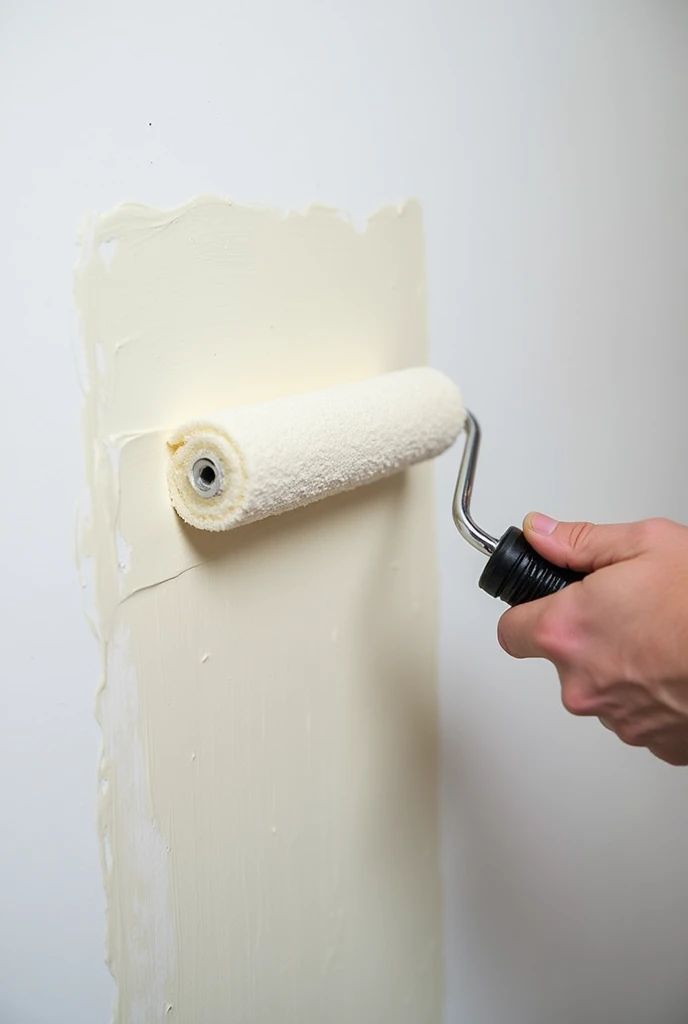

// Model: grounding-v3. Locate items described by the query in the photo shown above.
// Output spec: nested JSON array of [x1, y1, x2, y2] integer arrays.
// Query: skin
[[497, 513, 688, 766]]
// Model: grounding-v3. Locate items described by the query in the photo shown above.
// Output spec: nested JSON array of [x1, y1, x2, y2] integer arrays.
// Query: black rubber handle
[[478, 526, 586, 606]]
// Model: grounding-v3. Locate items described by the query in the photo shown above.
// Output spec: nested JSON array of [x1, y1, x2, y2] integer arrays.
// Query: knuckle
[[615, 721, 645, 747], [561, 685, 594, 717], [637, 517, 671, 548], [532, 607, 569, 660], [567, 521, 596, 552]]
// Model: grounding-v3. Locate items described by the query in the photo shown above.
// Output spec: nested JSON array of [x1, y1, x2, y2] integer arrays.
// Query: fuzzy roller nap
[[167, 367, 465, 532]]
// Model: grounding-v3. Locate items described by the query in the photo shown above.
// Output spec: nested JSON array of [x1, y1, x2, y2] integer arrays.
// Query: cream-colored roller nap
[[167, 367, 465, 532]]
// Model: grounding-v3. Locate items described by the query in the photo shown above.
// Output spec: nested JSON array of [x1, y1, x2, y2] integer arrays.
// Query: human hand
[[497, 514, 688, 766]]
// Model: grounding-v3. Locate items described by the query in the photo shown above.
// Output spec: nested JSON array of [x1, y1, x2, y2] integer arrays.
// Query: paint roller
[[167, 367, 584, 606]]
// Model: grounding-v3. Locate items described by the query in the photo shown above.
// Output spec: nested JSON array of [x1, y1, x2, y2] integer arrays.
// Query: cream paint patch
[[77, 196, 444, 1022]]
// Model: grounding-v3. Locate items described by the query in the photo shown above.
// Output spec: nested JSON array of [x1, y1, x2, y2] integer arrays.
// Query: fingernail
[[528, 513, 558, 536]]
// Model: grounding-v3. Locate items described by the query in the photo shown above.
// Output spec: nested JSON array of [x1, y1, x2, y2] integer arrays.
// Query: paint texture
[[77, 197, 443, 1022]]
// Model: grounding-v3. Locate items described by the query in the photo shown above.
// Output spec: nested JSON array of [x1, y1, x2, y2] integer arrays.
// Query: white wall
[[1, 1, 687, 1021]]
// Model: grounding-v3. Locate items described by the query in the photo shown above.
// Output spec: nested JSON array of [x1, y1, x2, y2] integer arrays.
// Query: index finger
[[497, 595, 555, 660]]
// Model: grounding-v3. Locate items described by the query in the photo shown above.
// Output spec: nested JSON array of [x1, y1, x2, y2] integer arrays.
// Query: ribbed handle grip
[[478, 526, 585, 606]]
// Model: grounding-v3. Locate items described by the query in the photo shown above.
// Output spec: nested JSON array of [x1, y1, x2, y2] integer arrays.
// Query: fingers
[[498, 590, 572, 661], [497, 601, 544, 659], [521, 513, 650, 573]]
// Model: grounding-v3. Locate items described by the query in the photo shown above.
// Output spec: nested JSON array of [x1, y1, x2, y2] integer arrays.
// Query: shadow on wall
[[175, 471, 408, 566], [441, 693, 688, 1023]]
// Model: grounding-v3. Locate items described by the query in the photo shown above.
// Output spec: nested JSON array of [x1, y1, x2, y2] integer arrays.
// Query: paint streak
[[77, 196, 443, 1022]]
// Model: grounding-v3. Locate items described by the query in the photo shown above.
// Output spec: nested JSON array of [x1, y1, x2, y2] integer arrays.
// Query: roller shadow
[[175, 471, 408, 568]]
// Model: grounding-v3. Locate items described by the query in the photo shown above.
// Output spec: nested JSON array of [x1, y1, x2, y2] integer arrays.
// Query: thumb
[[522, 513, 644, 573]]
